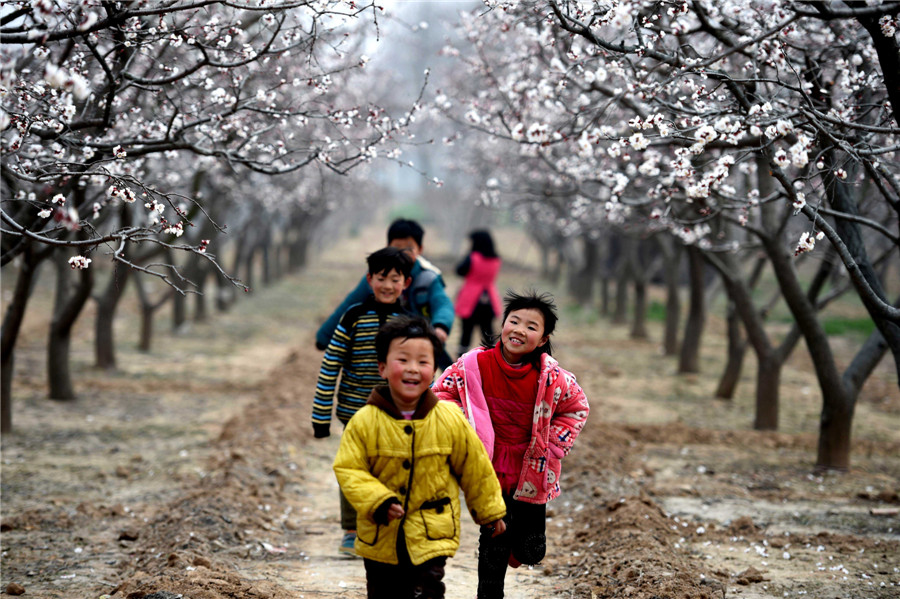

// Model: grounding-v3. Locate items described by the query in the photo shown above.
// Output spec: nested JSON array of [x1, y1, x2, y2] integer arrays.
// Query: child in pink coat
[[432, 290, 589, 599]]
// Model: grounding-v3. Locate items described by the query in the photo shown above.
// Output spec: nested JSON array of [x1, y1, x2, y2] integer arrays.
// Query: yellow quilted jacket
[[333, 386, 506, 565]]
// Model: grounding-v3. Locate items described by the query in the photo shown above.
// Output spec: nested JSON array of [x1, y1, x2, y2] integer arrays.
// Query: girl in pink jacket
[[454, 230, 502, 358], [432, 290, 589, 599]]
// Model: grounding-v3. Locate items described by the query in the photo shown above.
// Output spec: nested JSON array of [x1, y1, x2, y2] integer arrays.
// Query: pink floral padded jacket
[[432, 348, 590, 504]]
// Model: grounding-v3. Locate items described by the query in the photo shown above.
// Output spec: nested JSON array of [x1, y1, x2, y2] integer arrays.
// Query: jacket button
[[404, 425, 413, 434], [403, 459, 411, 469], [399, 486, 407, 495]]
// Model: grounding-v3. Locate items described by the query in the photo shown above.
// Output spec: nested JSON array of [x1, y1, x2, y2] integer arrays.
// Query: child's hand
[[484, 518, 506, 538], [387, 503, 406, 521]]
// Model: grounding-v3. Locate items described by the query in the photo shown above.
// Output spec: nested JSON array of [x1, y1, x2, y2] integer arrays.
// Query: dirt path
[[231, 415, 556, 599]]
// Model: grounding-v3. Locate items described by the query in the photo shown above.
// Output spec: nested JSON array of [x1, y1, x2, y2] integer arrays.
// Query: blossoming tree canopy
[[1, 0, 413, 277], [429, 0, 899, 469], [436, 0, 898, 320]]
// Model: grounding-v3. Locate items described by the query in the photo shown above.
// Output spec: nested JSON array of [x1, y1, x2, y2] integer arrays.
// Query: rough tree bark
[[714, 301, 746, 400], [568, 235, 598, 305], [1, 244, 49, 433], [657, 237, 682, 356], [48, 248, 95, 400], [133, 272, 173, 352], [94, 258, 131, 370], [677, 246, 706, 374], [612, 236, 630, 324]]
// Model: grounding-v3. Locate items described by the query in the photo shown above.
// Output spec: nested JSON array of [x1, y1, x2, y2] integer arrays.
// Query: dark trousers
[[364, 529, 447, 599], [477, 494, 546, 599], [459, 303, 495, 350], [339, 488, 357, 531]]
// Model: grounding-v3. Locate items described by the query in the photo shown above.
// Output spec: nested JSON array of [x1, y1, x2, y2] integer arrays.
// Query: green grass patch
[[561, 302, 600, 325], [822, 316, 875, 337], [647, 301, 667, 322]]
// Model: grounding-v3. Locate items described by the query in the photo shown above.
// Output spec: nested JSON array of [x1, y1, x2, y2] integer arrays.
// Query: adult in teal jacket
[[316, 219, 455, 367]]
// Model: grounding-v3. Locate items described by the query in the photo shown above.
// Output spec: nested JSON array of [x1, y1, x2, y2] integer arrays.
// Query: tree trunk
[[715, 301, 746, 400], [540, 244, 551, 280], [630, 279, 648, 339], [1, 246, 46, 433], [709, 251, 781, 430], [288, 234, 310, 273], [851, 1, 900, 136], [549, 247, 562, 285], [48, 249, 94, 400], [628, 239, 658, 340], [133, 273, 171, 352], [94, 203, 132, 370], [139, 303, 154, 352], [819, 327, 890, 469], [678, 246, 706, 374], [815, 396, 853, 471], [570, 235, 598, 305], [243, 245, 256, 293], [94, 259, 130, 370], [216, 266, 235, 311], [612, 273, 628, 323], [662, 243, 681, 356], [194, 267, 209, 323], [172, 291, 187, 331], [598, 274, 610, 317], [822, 156, 900, 377], [762, 234, 857, 467], [260, 236, 272, 287], [753, 353, 781, 430], [271, 238, 283, 281]]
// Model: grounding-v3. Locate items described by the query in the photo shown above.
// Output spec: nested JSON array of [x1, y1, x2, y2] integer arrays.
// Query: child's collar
[[367, 386, 439, 420]]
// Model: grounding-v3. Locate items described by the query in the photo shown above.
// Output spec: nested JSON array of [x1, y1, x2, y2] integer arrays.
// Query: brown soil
[[2, 228, 898, 599]]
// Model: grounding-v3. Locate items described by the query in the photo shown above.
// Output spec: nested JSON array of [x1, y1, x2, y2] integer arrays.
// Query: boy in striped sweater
[[312, 246, 414, 555]]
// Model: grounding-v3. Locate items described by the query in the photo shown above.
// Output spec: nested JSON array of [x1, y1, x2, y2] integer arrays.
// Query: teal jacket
[[316, 257, 454, 349]]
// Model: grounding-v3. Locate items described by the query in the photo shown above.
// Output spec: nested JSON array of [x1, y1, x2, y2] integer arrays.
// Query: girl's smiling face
[[500, 308, 548, 364]]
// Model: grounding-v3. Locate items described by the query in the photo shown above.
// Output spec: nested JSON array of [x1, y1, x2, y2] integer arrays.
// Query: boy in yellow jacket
[[333, 316, 506, 599]]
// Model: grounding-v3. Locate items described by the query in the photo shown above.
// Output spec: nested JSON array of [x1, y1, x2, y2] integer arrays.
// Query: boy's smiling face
[[378, 336, 436, 409], [366, 268, 410, 304]]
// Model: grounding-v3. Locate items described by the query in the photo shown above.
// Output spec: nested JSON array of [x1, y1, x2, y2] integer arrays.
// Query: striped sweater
[[312, 295, 407, 429]]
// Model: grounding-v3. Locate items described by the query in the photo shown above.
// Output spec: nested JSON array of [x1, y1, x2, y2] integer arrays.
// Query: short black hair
[[367, 246, 414, 278], [387, 218, 424, 247], [501, 289, 558, 363], [376, 315, 442, 363]]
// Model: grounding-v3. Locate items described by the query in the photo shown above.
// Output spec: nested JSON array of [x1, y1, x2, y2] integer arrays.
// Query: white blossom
[[526, 122, 549, 144], [694, 125, 718, 144], [108, 185, 136, 203], [68, 255, 92, 269], [795, 231, 816, 255], [164, 222, 185, 237], [773, 149, 790, 168], [792, 192, 806, 214], [629, 132, 650, 151]]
